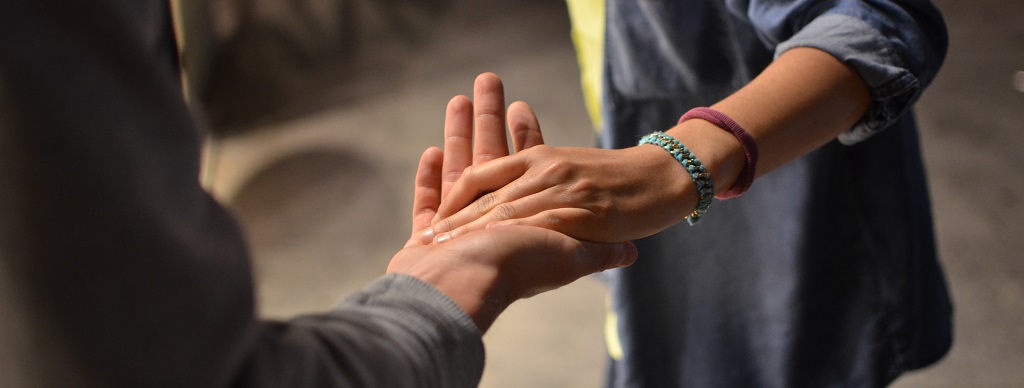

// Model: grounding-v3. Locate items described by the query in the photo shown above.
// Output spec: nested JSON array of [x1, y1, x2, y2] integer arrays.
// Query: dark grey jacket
[[0, 1, 483, 387]]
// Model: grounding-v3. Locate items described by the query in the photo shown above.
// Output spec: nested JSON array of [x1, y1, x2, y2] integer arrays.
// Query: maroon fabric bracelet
[[678, 107, 758, 199]]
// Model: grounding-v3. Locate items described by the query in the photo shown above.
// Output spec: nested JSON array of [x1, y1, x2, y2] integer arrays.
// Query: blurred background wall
[[177, 0, 1024, 386]]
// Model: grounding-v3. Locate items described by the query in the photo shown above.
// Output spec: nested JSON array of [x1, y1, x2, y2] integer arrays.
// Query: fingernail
[[419, 228, 435, 244], [435, 232, 452, 244], [616, 243, 638, 267]]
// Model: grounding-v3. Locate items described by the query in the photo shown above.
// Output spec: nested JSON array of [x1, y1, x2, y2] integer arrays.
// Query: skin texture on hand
[[406, 73, 546, 247], [427, 144, 694, 244], [421, 48, 870, 245], [389, 225, 635, 332], [388, 73, 637, 333]]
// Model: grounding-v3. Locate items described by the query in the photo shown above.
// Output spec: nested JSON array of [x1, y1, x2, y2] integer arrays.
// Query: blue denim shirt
[[604, 0, 946, 146], [599, 1, 952, 386]]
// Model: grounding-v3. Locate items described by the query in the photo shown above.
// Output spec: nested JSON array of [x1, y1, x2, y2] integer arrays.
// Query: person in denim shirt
[[424, 0, 953, 386]]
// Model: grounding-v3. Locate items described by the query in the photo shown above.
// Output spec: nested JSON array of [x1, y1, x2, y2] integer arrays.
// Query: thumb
[[409, 147, 443, 245], [575, 240, 638, 274]]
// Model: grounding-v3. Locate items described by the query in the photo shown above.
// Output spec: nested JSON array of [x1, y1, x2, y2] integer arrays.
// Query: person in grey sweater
[[0, 2, 636, 387]]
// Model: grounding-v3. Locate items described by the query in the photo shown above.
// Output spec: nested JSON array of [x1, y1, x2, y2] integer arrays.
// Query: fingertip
[[507, 101, 535, 125], [474, 73, 505, 102], [508, 101, 543, 151], [419, 227, 435, 244], [616, 241, 638, 268], [475, 72, 502, 86], [421, 146, 443, 162], [508, 100, 534, 114], [447, 95, 472, 114], [430, 216, 453, 236], [415, 147, 444, 186]]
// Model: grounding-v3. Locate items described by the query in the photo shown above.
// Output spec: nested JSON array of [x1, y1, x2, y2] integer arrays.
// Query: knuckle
[[560, 179, 612, 218], [459, 165, 476, 180], [590, 200, 612, 218], [436, 218, 454, 234], [542, 157, 571, 174], [474, 192, 498, 213], [522, 144, 549, 157], [554, 179, 589, 202], [442, 171, 463, 183], [476, 111, 502, 122], [572, 176, 597, 192], [492, 202, 517, 221], [588, 193, 613, 218], [542, 212, 563, 227], [473, 152, 502, 163]]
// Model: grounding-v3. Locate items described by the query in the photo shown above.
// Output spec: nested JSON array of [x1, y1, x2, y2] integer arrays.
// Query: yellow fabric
[[604, 295, 624, 360], [565, 0, 606, 132], [566, 0, 621, 361]]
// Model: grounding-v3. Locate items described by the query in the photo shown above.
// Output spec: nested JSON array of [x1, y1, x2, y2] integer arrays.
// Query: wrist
[[629, 139, 703, 225], [389, 246, 506, 332], [665, 119, 745, 199]]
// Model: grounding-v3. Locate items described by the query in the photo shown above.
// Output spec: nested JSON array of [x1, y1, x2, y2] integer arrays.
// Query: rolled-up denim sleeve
[[727, 0, 948, 144]]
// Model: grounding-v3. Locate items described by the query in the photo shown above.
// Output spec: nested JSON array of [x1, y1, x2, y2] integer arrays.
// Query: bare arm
[[425, 48, 870, 243], [667, 47, 871, 215]]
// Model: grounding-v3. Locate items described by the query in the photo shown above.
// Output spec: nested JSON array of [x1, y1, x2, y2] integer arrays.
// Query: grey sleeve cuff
[[337, 274, 485, 387], [775, 13, 920, 145], [233, 274, 485, 388]]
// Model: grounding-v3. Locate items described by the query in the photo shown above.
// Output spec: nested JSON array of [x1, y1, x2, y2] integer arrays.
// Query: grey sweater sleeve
[[236, 275, 485, 388], [0, 1, 483, 387]]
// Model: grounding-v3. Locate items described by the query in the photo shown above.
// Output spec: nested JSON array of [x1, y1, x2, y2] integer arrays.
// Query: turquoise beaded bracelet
[[638, 131, 715, 225]]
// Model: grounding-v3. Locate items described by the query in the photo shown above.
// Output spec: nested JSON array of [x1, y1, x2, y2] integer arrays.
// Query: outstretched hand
[[389, 73, 636, 332], [405, 73, 544, 247], [422, 144, 696, 244], [390, 224, 636, 332], [410, 74, 696, 245]]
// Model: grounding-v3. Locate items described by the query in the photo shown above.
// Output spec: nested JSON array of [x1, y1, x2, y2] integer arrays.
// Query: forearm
[[238, 275, 484, 388], [423, 48, 873, 242], [417, 3, 943, 243], [664, 47, 871, 203]]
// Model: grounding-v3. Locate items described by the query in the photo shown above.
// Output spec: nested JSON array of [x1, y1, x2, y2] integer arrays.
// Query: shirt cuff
[[343, 274, 485, 387], [775, 13, 920, 145]]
